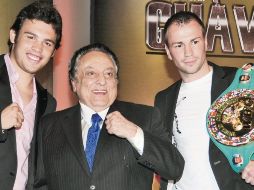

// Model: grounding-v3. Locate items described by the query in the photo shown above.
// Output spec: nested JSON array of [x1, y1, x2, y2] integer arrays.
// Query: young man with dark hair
[[0, 1, 62, 189], [155, 11, 254, 190]]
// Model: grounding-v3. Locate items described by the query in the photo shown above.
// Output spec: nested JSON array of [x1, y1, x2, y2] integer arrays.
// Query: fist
[[242, 160, 254, 185], [1, 103, 24, 130], [105, 111, 137, 139]]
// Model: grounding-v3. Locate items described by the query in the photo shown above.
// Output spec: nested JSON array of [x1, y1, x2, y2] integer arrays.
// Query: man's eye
[[86, 71, 95, 76], [45, 41, 53, 47], [192, 40, 199, 45], [174, 44, 182, 48], [85, 71, 97, 78], [26, 35, 34, 40], [105, 72, 114, 78]]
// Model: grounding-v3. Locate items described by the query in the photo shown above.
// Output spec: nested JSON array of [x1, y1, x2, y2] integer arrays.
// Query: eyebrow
[[170, 36, 202, 46], [84, 66, 115, 71]]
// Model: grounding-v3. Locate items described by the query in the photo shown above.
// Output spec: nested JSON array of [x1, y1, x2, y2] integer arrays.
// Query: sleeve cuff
[[127, 126, 144, 155]]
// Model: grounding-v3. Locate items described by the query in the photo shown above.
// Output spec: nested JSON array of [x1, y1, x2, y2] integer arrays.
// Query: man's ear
[[205, 36, 208, 51], [51, 49, 56, 57], [165, 45, 172, 60], [71, 80, 77, 92], [9, 29, 16, 44]]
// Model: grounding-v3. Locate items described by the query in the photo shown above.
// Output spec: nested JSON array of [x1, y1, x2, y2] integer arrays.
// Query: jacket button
[[90, 185, 96, 190]]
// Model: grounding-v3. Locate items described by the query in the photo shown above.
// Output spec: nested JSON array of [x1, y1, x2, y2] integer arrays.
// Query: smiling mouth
[[93, 90, 107, 95], [27, 53, 41, 62]]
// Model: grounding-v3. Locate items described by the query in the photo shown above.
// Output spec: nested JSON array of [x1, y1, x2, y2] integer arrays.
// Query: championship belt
[[207, 63, 254, 173]]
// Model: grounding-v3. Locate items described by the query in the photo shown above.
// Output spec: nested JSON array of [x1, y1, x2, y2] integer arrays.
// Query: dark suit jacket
[[34, 101, 184, 190], [0, 54, 56, 190], [155, 62, 253, 190]]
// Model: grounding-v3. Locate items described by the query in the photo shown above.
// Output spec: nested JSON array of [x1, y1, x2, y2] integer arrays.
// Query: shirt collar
[[4, 53, 37, 97], [4, 54, 19, 84], [79, 101, 109, 125]]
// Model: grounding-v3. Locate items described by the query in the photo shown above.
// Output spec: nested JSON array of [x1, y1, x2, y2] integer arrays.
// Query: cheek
[[72, 77, 88, 93], [197, 43, 206, 53], [109, 84, 118, 98], [170, 49, 181, 58], [43, 49, 55, 60], [79, 80, 94, 96], [171, 53, 182, 64]]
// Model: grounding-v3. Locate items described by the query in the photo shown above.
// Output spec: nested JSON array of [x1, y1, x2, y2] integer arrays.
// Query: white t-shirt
[[169, 70, 220, 190]]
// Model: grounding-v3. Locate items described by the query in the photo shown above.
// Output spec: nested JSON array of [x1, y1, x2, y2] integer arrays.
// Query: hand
[[1, 103, 24, 129], [105, 111, 137, 139], [242, 160, 254, 185]]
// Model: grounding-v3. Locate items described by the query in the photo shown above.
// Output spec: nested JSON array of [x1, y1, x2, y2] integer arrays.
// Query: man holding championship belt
[[155, 11, 254, 190]]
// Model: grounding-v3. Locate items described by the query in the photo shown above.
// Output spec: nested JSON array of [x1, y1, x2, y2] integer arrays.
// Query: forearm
[[138, 131, 184, 181], [135, 107, 184, 180]]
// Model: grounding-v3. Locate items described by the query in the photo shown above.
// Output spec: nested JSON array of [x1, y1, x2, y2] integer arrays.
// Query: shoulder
[[0, 54, 5, 66], [0, 55, 7, 73], [112, 101, 160, 126], [113, 100, 153, 112], [39, 105, 80, 138], [46, 91, 56, 106], [155, 80, 181, 100], [112, 100, 159, 120], [219, 65, 237, 76], [210, 62, 237, 78], [44, 105, 79, 118], [35, 81, 57, 112]]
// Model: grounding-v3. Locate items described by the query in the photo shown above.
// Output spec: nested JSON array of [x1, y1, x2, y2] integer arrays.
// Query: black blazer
[[34, 101, 184, 190], [0, 54, 56, 190], [155, 62, 253, 190]]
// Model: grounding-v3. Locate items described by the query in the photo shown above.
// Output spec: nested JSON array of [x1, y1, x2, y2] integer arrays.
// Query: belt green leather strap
[[207, 63, 254, 173]]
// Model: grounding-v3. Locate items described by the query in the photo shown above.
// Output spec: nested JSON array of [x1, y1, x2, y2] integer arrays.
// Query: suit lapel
[[61, 105, 90, 174], [34, 82, 48, 129], [32, 82, 48, 160], [211, 63, 229, 102], [166, 82, 181, 136], [29, 82, 48, 182]]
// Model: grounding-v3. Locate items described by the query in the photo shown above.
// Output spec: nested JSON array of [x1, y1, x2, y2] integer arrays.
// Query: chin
[[92, 102, 109, 108]]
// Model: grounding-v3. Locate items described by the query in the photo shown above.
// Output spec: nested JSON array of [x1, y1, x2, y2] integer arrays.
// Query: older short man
[[34, 43, 184, 190]]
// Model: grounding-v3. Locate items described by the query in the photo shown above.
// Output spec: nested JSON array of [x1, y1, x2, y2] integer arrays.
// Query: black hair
[[8, 1, 62, 50], [164, 11, 205, 47]]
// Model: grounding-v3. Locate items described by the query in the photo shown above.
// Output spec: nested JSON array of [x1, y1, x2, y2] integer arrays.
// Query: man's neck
[[17, 78, 35, 106], [181, 64, 212, 83]]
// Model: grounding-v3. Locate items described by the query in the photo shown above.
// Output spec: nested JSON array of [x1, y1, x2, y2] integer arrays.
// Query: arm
[[136, 107, 184, 181], [105, 108, 184, 181]]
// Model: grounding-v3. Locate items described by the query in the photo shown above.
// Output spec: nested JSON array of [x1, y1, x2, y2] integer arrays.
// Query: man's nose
[[96, 73, 106, 85], [31, 40, 43, 53], [184, 44, 193, 57]]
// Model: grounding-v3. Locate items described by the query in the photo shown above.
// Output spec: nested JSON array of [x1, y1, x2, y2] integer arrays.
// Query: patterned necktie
[[85, 113, 102, 172]]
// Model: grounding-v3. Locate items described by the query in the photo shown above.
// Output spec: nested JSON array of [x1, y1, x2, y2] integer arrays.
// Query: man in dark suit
[[155, 11, 254, 189], [34, 43, 184, 190], [0, 2, 62, 190]]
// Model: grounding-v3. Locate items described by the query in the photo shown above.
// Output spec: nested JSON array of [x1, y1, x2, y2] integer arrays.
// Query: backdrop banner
[[93, 0, 254, 107]]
